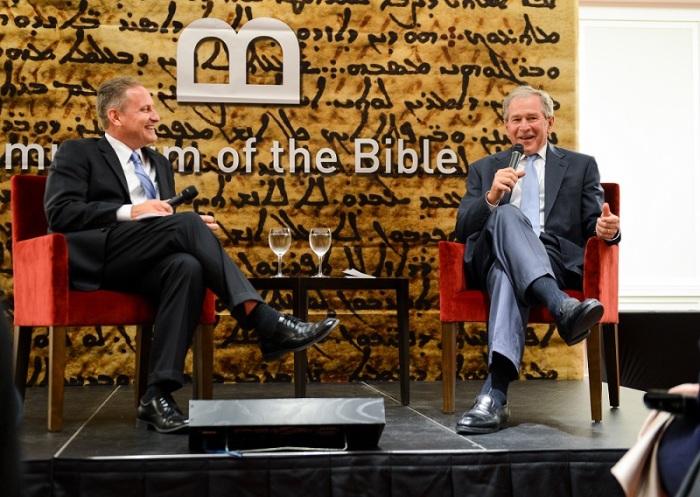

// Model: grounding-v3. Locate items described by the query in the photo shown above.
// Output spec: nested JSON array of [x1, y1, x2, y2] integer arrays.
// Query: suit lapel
[[544, 144, 567, 222], [97, 137, 130, 196]]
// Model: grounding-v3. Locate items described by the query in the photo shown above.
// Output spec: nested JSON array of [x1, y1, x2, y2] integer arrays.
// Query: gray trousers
[[467, 205, 572, 374]]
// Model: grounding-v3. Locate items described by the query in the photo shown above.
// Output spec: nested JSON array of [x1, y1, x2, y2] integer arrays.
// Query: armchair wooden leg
[[134, 325, 153, 407], [12, 325, 32, 401], [442, 322, 458, 414], [586, 324, 603, 422], [48, 326, 67, 432], [192, 324, 214, 400], [602, 323, 620, 408]]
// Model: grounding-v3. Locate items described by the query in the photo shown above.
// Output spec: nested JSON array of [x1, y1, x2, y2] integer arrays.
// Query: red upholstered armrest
[[13, 233, 218, 326], [582, 236, 619, 323], [438, 241, 468, 297], [438, 241, 491, 322], [13, 233, 71, 324]]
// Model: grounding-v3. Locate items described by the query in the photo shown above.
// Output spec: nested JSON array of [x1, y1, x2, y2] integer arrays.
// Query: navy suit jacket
[[44, 137, 176, 291], [455, 143, 609, 280]]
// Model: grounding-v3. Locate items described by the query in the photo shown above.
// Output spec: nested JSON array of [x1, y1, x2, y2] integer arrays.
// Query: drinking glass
[[309, 227, 331, 277], [268, 227, 291, 278]]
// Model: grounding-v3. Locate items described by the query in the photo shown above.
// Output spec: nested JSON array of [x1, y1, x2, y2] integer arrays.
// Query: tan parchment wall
[[0, 0, 582, 388]]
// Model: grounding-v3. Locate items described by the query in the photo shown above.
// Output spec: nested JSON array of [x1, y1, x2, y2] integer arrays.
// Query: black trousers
[[101, 212, 262, 388]]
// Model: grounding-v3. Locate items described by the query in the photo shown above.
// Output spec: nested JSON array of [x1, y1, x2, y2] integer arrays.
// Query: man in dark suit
[[454, 85, 621, 435], [44, 76, 339, 434]]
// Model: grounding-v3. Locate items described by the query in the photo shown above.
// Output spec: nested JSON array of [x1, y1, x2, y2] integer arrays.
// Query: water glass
[[309, 227, 331, 277], [268, 227, 291, 278]]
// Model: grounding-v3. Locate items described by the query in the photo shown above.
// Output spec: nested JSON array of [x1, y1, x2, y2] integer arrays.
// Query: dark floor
[[20, 379, 649, 460]]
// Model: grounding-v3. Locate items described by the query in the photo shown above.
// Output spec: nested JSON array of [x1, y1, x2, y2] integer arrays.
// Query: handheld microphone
[[167, 185, 199, 208], [508, 144, 524, 169], [644, 390, 700, 420]]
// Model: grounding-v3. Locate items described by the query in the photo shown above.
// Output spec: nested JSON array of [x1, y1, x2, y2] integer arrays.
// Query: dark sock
[[142, 385, 161, 404], [248, 303, 282, 339], [528, 275, 568, 318], [480, 377, 507, 408], [141, 380, 180, 404], [480, 354, 517, 408]]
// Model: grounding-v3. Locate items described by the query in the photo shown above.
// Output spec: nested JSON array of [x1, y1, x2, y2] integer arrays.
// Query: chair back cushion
[[11, 175, 49, 242]]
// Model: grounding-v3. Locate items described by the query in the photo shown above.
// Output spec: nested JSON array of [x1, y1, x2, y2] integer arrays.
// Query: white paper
[[343, 268, 375, 278], [135, 212, 171, 220]]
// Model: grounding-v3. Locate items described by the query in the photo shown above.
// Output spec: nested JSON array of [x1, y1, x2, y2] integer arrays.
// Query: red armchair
[[439, 183, 620, 422], [11, 174, 217, 431]]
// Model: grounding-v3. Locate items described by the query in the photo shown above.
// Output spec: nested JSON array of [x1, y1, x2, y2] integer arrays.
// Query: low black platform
[[19, 380, 646, 497]]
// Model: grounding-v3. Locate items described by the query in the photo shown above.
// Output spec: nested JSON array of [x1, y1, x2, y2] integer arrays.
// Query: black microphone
[[644, 390, 700, 420], [508, 143, 524, 169], [167, 185, 199, 208]]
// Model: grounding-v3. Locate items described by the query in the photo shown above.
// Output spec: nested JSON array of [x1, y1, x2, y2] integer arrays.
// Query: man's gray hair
[[503, 85, 554, 122], [96, 77, 143, 130]]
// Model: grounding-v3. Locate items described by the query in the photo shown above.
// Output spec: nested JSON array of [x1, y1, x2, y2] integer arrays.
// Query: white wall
[[579, 4, 700, 311]]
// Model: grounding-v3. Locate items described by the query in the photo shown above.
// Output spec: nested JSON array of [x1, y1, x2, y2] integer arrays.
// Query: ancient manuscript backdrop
[[0, 0, 582, 388]]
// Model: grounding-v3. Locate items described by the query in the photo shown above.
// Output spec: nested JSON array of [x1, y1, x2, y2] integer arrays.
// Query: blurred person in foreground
[[0, 300, 21, 497], [613, 345, 700, 497]]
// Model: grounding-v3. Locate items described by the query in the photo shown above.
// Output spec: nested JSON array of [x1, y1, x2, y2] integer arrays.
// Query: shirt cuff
[[485, 191, 499, 211], [116, 205, 132, 222]]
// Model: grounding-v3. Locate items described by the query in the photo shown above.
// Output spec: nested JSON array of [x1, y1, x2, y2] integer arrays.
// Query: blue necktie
[[130, 151, 156, 200], [520, 154, 541, 236]]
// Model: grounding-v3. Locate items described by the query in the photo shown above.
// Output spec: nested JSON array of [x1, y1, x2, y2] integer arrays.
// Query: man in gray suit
[[455, 85, 621, 434], [44, 77, 339, 434]]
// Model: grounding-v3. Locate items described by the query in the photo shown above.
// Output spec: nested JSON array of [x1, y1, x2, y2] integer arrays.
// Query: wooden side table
[[249, 276, 410, 406]]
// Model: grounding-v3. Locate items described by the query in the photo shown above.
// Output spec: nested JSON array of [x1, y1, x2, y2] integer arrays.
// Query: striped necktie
[[130, 151, 156, 200]]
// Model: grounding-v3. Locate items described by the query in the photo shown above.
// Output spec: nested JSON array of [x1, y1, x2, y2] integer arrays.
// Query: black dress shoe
[[136, 393, 188, 434], [556, 298, 604, 346], [456, 394, 510, 435], [259, 315, 339, 361]]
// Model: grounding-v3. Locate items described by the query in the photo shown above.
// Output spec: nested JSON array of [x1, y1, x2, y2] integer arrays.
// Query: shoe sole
[[263, 318, 339, 362], [136, 417, 189, 434], [455, 421, 508, 435], [564, 301, 604, 346]]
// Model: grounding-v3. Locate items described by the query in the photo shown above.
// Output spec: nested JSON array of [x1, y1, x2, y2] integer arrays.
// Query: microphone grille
[[512, 144, 524, 154], [183, 186, 199, 200]]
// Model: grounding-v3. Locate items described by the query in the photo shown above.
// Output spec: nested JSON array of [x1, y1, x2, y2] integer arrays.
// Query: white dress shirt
[[506, 142, 547, 232], [104, 133, 160, 221]]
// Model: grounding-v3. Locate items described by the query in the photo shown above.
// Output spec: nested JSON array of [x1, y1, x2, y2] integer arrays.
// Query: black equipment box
[[188, 397, 385, 452]]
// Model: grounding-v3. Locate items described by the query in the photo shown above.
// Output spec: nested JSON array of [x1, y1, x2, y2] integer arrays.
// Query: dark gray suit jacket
[[44, 137, 176, 291], [456, 143, 611, 281]]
